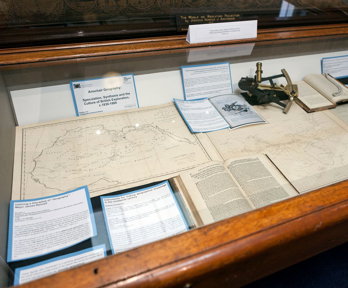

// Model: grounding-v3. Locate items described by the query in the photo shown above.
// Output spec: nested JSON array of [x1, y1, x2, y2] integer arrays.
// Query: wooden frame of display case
[[1, 23, 348, 288], [0, 23, 348, 66]]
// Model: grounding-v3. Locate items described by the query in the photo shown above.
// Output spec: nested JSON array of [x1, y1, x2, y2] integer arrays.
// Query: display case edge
[[16, 181, 348, 288]]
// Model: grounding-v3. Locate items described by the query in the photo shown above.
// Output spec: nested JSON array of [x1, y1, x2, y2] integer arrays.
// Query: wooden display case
[[0, 22, 348, 288]]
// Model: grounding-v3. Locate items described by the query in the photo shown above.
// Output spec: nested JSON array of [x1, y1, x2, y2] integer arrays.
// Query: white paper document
[[209, 94, 266, 128], [206, 103, 348, 193], [70, 75, 139, 116], [174, 98, 229, 133], [101, 181, 188, 254], [186, 20, 257, 44], [14, 245, 106, 285], [7, 186, 97, 262], [174, 94, 265, 133], [321, 55, 348, 79], [181, 62, 233, 100]]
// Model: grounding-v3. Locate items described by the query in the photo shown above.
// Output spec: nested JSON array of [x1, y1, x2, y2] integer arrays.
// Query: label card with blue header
[[321, 55, 348, 78], [14, 245, 106, 285], [181, 62, 233, 100], [321, 55, 348, 85], [70, 74, 139, 116], [186, 20, 257, 44], [7, 186, 97, 262], [101, 181, 188, 254]]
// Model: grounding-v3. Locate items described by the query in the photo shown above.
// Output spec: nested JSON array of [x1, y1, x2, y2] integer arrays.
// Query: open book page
[[170, 177, 204, 227], [296, 81, 336, 112], [304, 74, 348, 104], [206, 103, 348, 193], [209, 94, 266, 128], [224, 155, 298, 208], [180, 161, 254, 225]]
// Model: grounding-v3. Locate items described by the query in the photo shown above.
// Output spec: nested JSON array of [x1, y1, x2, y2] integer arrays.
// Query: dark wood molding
[[0, 23, 348, 66]]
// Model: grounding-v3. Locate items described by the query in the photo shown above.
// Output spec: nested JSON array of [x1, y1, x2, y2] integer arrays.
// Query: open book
[[174, 94, 265, 133], [296, 74, 348, 112], [172, 155, 298, 226]]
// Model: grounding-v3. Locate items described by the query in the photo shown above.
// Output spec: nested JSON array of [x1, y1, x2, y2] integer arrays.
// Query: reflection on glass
[[102, 72, 123, 89], [279, 1, 295, 17]]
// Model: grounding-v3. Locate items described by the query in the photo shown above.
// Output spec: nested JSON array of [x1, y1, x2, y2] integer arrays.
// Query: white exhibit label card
[[7, 186, 97, 262], [174, 98, 229, 133], [101, 181, 188, 254], [186, 20, 257, 44], [321, 55, 348, 79], [14, 245, 106, 285], [181, 62, 233, 100], [70, 74, 139, 116]]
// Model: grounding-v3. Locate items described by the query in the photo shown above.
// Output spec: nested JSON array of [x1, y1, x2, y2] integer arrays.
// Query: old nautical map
[[206, 103, 348, 193], [13, 104, 213, 200]]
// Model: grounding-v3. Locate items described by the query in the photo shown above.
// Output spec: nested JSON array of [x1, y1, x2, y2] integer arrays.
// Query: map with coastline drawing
[[207, 104, 348, 193], [13, 104, 212, 200]]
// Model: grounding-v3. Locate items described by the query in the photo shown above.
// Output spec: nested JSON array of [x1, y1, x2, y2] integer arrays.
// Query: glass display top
[[0, 35, 348, 286], [0, 0, 347, 47]]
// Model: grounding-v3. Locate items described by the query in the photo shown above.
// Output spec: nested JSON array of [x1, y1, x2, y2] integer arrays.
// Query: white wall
[[10, 50, 347, 126]]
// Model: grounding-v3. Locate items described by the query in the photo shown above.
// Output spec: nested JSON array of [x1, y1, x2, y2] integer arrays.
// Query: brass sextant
[[238, 62, 298, 114]]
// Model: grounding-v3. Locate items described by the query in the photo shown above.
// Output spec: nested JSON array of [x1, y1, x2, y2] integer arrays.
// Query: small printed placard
[[186, 20, 257, 44], [181, 62, 233, 100], [7, 186, 96, 262], [14, 245, 106, 285], [70, 74, 139, 116], [321, 55, 348, 84], [101, 181, 188, 254]]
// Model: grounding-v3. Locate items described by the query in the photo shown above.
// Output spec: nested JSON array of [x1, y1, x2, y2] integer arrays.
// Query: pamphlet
[[175, 98, 229, 133], [181, 62, 233, 100], [174, 94, 266, 133], [14, 245, 106, 285], [186, 20, 257, 44], [101, 181, 188, 254], [7, 186, 97, 262], [70, 74, 139, 116]]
